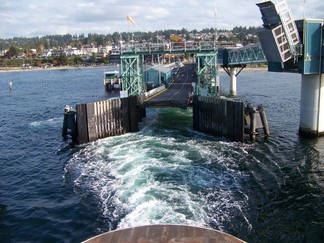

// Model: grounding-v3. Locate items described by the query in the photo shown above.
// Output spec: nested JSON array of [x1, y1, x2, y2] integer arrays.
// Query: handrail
[[227, 43, 267, 65], [120, 41, 217, 54], [118, 41, 267, 65]]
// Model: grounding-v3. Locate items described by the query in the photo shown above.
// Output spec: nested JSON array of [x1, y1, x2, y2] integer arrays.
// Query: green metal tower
[[196, 51, 218, 96], [120, 54, 144, 96], [119, 42, 220, 97]]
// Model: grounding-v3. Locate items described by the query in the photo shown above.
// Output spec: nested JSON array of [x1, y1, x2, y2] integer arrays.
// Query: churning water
[[0, 67, 323, 242]]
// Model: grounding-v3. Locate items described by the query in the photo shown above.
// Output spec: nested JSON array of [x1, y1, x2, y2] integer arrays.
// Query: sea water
[[0, 67, 323, 242]]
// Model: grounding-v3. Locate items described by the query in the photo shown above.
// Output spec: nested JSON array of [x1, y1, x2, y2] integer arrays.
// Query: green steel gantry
[[196, 52, 218, 95], [120, 54, 144, 96], [119, 41, 267, 97], [224, 44, 266, 65], [120, 42, 220, 97]]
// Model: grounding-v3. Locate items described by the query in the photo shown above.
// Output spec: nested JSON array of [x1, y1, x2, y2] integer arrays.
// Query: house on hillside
[[98, 45, 113, 54], [83, 46, 98, 56], [65, 47, 83, 56], [0, 49, 7, 56], [41, 49, 53, 58]]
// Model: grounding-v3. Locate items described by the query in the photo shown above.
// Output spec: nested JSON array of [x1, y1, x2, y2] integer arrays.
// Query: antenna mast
[[214, 0, 217, 48]]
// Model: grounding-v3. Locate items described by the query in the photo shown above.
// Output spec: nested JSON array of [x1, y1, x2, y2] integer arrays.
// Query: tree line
[[0, 54, 102, 68], [0, 26, 262, 52]]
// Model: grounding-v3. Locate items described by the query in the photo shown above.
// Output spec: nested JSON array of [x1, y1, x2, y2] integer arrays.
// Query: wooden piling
[[62, 110, 77, 142], [128, 95, 139, 132], [73, 96, 141, 144], [85, 98, 126, 142], [244, 104, 270, 140], [246, 104, 257, 140], [258, 104, 270, 136], [76, 104, 88, 144], [193, 95, 244, 142], [121, 98, 130, 133], [62, 113, 68, 139]]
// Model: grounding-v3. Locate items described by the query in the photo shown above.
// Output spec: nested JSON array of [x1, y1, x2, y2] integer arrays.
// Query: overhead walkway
[[223, 43, 267, 66], [119, 41, 267, 66], [120, 41, 217, 55]]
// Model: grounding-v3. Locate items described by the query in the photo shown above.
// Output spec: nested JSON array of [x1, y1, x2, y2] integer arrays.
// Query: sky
[[0, 0, 323, 39]]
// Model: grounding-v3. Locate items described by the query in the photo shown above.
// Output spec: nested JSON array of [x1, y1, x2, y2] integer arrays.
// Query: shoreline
[[0, 64, 268, 73], [0, 65, 118, 73], [219, 66, 267, 72]]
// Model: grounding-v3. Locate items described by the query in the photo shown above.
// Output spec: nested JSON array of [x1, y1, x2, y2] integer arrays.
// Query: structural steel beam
[[227, 43, 267, 65], [196, 52, 218, 96], [120, 54, 143, 96]]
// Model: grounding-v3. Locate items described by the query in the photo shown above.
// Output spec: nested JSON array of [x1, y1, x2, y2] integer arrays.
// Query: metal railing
[[117, 41, 268, 66], [119, 41, 217, 54], [227, 43, 267, 65]]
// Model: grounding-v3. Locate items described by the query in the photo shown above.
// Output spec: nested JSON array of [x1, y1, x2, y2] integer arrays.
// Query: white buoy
[[299, 74, 324, 136], [9, 80, 13, 91]]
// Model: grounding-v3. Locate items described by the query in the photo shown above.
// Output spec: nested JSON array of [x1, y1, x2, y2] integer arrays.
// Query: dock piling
[[62, 109, 77, 143], [63, 96, 143, 144], [244, 104, 270, 140], [193, 95, 245, 142], [258, 104, 270, 136]]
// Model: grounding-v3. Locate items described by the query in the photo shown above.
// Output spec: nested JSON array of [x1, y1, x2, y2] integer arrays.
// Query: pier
[[63, 96, 144, 144], [63, 63, 269, 144], [64, 0, 324, 143], [120, 0, 324, 138]]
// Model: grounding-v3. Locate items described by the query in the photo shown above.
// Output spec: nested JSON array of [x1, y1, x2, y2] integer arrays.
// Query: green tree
[[53, 55, 68, 66], [73, 56, 84, 65], [59, 55, 68, 65], [6, 46, 19, 58]]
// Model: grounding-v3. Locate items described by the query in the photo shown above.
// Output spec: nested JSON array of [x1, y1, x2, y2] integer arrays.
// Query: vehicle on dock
[[104, 70, 121, 92]]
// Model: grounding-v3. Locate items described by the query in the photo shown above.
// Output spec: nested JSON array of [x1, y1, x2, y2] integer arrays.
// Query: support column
[[230, 67, 238, 96], [299, 74, 324, 136]]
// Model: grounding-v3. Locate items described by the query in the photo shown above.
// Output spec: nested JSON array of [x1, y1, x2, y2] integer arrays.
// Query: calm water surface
[[0, 67, 323, 242]]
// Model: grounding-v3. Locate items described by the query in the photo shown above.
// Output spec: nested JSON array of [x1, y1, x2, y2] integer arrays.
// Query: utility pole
[[214, 0, 217, 48]]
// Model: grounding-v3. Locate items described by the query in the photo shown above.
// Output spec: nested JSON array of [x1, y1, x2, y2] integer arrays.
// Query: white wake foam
[[65, 127, 253, 232]]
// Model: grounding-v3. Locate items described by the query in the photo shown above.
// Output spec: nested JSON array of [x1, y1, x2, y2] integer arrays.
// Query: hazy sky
[[0, 0, 323, 38]]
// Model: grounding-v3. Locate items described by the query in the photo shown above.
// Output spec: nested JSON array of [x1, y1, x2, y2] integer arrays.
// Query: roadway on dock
[[142, 63, 196, 108]]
